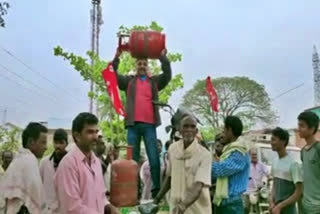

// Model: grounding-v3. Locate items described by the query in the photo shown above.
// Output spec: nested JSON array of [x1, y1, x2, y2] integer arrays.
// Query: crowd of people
[[0, 47, 319, 214]]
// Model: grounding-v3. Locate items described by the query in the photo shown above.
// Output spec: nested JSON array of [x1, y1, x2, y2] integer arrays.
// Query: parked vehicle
[[248, 176, 270, 214], [250, 142, 301, 213]]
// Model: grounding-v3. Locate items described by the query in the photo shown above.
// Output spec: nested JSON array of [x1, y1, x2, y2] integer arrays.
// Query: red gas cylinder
[[110, 146, 138, 207], [118, 31, 166, 59]]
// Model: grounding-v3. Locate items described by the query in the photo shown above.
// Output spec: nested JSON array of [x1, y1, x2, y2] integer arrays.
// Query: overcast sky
[[1, 0, 319, 141]]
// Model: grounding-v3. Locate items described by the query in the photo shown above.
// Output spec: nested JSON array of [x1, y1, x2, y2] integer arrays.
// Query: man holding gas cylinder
[[112, 31, 172, 199]]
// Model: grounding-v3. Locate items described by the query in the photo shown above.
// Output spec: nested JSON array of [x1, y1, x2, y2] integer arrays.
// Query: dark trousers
[[215, 198, 244, 214], [127, 122, 160, 198]]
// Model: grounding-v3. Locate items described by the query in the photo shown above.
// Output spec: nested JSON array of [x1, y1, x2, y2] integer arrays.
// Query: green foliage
[[43, 143, 54, 158], [200, 126, 220, 142], [182, 76, 277, 130], [54, 22, 184, 145], [0, 126, 21, 165]]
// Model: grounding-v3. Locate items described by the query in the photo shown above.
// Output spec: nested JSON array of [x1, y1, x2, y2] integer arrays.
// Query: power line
[[0, 63, 64, 103], [0, 46, 84, 103], [272, 83, 304, 101], [0, 90, 32, 106], [0, 70, 62, 105]]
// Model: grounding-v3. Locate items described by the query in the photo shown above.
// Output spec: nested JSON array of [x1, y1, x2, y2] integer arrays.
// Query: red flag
[[102, 63, 126, 117], [206, 76, 219, 112]]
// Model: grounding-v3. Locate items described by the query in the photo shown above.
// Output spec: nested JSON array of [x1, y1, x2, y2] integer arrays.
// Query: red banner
[[102, 63, 126, 117], [206, 76, 219, 112]]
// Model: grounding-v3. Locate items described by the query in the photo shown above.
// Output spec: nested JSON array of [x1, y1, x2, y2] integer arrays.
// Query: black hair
[[165, 140, 172, 151], [72, 112, 99, 134], [215, 133, 222, 142], [157, 139, 163, 147], [1, 151, 13, 159], [54, 129, 68, 144], [224, 116, 243, 137], [272, 127, 290, 147], [298, 111, 319, 134], [22, 122, 48, 148]]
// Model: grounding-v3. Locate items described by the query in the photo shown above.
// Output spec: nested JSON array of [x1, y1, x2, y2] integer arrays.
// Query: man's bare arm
[[153, 176, 171, 204], [274, 183, 302, 211], [269, 182, 275, 209]]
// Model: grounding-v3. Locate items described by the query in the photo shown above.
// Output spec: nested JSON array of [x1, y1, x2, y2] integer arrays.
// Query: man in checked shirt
[[212, 116, 250, 214]]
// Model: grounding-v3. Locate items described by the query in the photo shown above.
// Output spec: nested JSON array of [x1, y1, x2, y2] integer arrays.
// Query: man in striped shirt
[[212, 116, 250, 214]]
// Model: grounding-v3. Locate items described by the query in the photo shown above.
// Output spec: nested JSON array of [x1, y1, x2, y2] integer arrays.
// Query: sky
[[0, 0, 319, 141]]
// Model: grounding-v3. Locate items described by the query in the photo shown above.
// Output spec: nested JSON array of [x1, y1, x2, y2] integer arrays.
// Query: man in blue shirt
[[212, 116, 250, 214]]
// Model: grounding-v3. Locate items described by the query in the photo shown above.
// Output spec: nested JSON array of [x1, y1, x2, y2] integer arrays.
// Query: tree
[[53, 21, 184, 145], [0, 126, 21, 163], [181, 76, 277, 131], [0, 2, 9, 28], [43, 143, 54, 158]]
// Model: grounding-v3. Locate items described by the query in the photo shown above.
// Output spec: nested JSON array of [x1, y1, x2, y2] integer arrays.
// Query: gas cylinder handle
[[117, 33, 130, 52], [117, 145, 133, 160], [117, 145, 133, 149]]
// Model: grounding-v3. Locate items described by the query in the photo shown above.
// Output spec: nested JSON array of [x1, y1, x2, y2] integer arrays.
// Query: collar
[[18, 147, 37, 158], [72, 145, 96, 164], [136, 72, 152, 78], [139, 75, 147, 81]]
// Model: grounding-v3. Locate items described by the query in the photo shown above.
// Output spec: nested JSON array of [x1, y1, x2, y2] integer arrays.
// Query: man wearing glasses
[[112, 48, 172, 199]]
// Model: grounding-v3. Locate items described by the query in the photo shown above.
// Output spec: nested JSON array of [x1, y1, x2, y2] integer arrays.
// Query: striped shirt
[[212, 151, 250, 205]]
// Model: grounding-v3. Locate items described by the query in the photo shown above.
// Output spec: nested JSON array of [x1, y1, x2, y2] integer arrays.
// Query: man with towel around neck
[[153, 115, 212, 214]]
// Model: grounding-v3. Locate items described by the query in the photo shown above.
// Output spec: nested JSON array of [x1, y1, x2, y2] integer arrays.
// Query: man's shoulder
[[168, 140, 180, 152], [285, 154, 299, 164], [41, 155, 51, 163], [6, 153, 37, 175], [58, 150, 77, 169], [197, 145, 211, 156], [17, 151, 38, 165], [229, 150, 249, 158]]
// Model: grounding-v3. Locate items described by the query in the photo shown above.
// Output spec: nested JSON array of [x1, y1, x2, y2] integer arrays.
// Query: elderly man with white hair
[[243, 147, 269, 214]]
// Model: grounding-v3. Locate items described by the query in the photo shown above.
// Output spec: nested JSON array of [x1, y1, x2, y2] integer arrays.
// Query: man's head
[[1, 151, 13, 171], [213, 133, 224, 157], [157, 139, 163, 154], [180, 115, 198, 144], [221, 116, 243, 145], [94, 135, 106, 157], [53, 129, 68, 156], [250, 148, 258, 164], [271, 127, 289, 152], [298, 111, 319, 139], [136, 58, 148, 76], [22, 122, 48, 159], [72, 112, 99, 153]]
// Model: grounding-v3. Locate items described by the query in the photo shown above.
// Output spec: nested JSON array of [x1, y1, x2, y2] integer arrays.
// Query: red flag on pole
[[206, 76, 219, 112], [102, 63, 126, 117]]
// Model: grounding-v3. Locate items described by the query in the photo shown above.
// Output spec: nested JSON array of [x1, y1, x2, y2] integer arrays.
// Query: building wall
[[244, 129, 320, 149], [293, 129, 320, 148]]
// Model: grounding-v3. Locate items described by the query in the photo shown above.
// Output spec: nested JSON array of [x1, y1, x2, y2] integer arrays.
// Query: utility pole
[[89, 0, 103, 114], [313, 45, 320, 106], [2, 108, 7, 125]]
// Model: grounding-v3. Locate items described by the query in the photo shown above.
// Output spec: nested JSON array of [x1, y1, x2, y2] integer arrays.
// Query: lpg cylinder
[[118, 31, 166, 59], [110, 146, 139, 207]]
